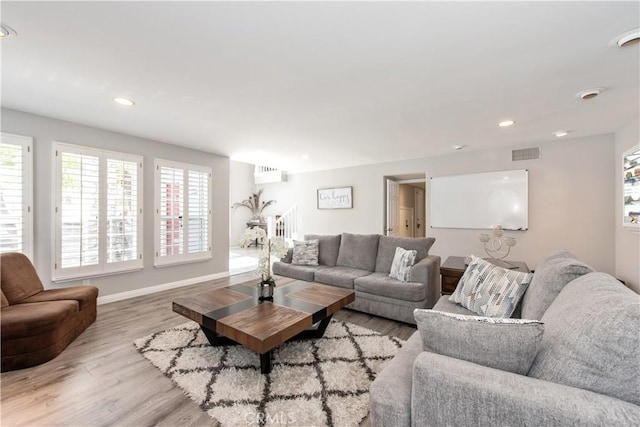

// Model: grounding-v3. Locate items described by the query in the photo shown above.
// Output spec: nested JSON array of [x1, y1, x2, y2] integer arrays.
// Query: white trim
[[97, 271, 230, 305], [397, 178, 426, 184]]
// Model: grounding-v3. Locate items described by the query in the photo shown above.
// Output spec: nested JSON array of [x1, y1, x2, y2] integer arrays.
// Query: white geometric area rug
[[134, 320, 403, 427]]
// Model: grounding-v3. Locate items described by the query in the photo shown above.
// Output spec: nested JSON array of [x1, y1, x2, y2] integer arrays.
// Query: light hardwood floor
[[1, 273, 416, 426]]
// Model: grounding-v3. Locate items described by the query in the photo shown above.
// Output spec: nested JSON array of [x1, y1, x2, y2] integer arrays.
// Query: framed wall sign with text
[[317, 186, 353, 209]]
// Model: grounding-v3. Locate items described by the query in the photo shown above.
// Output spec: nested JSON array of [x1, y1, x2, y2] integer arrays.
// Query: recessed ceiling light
[[113, 97, 135, 107], [554, 130, 571, 138], [616, 28, 640, 47], [575, 88, 603, 100], [498, 120, 515, 127], [453, 145, 466, 150], [0, 24, 17, 39]]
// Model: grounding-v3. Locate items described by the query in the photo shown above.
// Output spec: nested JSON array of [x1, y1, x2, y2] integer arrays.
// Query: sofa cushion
[[449, 255, 532, 318], [0, 252, 45, 304], [375, 236, 435, 273], [0, 300, 79, 339], [291, 239, 319, 266], [432, 296, 478, 316], [314, 266, 371, 289], [336, 233, 380, 271], [21, 286, 99, 311], [389, 247, 417, 282], [414, 309, 544, 375], [354, 272, 426, 302], [528, 272, 640, 406], [305, 234, 341, 267], [1, 290, 8, 308], [272, 261, 328, 282], [521, 250, 594, 320]]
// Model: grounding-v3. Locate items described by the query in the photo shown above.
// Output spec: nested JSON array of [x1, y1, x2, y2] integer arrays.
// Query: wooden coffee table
[[172, 279, 355, 374]]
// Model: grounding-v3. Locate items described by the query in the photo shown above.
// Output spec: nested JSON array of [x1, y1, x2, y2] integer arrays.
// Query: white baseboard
[[97, 271, 230, 305]]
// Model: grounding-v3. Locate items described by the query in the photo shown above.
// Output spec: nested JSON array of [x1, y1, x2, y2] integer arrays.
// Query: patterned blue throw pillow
[[389, 247, 417, 282], [449, 254, 533, 318]]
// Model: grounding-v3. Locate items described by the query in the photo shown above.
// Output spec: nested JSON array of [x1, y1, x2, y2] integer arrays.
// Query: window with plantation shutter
[[53, 142, 143, 281], [0, 133, 33, 259], [154, 159, 211, 266]]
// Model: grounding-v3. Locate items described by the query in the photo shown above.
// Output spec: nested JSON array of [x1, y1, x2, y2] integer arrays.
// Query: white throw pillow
[[292, 239, 319, 266], [449, 255, 533, 317], [389, 247, 417, 282]]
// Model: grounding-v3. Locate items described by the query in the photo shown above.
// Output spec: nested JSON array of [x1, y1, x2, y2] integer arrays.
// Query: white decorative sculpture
[[479, 225, 517, 260]]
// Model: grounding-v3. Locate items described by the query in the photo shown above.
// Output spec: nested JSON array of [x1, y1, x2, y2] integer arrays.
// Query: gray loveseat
[[272, 233, 441, 324], [370, 250, 640, 426]]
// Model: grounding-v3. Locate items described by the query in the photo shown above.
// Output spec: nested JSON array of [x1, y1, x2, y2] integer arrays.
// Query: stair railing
[[267, 205, 298, 244]]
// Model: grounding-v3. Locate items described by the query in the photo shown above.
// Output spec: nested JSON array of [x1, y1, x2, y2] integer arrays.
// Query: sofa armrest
[[281, 248, 293, 264], [412, 351, 640, 426], [409, 255, 440, 308]]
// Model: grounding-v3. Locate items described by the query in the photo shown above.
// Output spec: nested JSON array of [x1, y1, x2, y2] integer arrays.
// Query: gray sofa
[[272, 233, 441, 324], [369, 250, 640, 426]]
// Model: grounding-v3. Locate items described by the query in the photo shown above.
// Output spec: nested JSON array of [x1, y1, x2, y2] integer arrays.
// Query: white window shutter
[[0, 134, 33, 259], [106, 158, 139, 263], [60, 152, 100, 269], [187, 170, 209, 254]]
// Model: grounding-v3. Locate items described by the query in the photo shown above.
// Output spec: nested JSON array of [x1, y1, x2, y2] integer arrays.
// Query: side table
[[440, 256, 530, 295]]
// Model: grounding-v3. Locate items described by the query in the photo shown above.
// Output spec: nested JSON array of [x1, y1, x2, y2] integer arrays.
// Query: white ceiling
[[2, 1, 638, 173]]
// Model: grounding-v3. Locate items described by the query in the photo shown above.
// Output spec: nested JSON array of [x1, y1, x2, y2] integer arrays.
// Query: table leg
[[200, 317, 332, 375], [201, 326, 238, 347], [260, 351, 272, 374], [202, 326, 272, 373], [292, 314, 333, 340]]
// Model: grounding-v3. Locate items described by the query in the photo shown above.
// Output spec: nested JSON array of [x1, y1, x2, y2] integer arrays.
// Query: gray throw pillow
[[449, 255, 533, 318], [389, 247, 417, 282], [414, 309, 544, 375], [520, 249, 594, 320], [291, 239, 319, 266]]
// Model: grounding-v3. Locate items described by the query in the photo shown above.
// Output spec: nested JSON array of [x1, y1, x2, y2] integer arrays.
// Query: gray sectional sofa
[[370, 250, 640, 426], [272, 233, 441, 324]]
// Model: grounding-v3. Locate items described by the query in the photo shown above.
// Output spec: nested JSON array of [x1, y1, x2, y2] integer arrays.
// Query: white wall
[[615, 118, 640, 293], [229, 161, 256, 246], [261, 134, 616, 274], [2, 108, 230, 297]]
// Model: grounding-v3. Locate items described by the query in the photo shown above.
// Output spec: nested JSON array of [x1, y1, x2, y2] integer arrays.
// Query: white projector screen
[[430, 170, 528, 230]]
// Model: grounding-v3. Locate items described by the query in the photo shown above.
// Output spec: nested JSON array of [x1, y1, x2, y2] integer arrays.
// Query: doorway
[[399, 207, 415, 237], [384, 174, 426, 237]]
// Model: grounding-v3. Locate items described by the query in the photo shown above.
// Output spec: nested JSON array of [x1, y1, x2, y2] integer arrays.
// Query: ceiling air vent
[[512, 147, 540, 161]]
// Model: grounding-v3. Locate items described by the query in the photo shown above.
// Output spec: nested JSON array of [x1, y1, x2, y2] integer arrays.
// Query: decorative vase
[[258, 278, 275, 300], [249, 215, 265, 225]]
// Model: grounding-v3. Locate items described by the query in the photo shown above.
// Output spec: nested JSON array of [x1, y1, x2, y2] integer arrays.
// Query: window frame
[[52, 142, 143, 281], [154, 158, 212, 267], [0, 132, 33, 260]]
